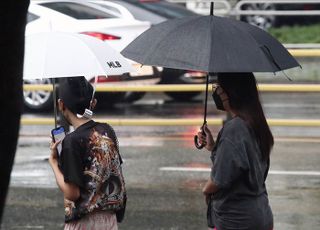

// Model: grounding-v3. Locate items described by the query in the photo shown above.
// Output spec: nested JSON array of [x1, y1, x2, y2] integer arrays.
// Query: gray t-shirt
[[210, 117, 273, 230]]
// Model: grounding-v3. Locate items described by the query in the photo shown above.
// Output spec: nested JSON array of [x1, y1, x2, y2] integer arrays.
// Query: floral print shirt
[[59, 120, 126, 222]]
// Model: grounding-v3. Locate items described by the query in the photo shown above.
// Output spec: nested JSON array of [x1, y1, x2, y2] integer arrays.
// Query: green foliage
[[268, 24, 320, 43]]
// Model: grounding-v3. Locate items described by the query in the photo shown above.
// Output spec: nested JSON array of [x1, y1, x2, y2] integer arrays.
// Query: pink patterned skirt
[[64, 211, 118, 230]]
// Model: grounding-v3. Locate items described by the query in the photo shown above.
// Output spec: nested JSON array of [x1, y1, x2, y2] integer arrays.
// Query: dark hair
[[59, 76, 93, 115], [217, 72, 274, 160]]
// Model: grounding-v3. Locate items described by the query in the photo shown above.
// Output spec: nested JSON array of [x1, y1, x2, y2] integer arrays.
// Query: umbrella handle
[[194, 128, 206, 149], [194, 135, 205, 149]]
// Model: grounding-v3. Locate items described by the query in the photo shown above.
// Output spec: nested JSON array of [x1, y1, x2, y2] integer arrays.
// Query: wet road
[[2, 92, 320, 229]]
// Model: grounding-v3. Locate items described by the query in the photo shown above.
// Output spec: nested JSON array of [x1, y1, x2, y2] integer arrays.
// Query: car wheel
[[160, 68, 202, 101], [240, 3, 278, 30], [23, 78, 53, 112]]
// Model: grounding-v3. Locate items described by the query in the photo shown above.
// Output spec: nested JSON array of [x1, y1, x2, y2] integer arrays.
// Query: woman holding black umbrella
[[198, 73, 274, 230]]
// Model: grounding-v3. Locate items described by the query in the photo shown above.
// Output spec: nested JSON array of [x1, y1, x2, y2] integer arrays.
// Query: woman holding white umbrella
[[24, 32, 131, 229], [49, 76, 126, 230]]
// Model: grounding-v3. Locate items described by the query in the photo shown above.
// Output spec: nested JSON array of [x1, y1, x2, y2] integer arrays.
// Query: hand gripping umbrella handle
[[194, 122, 207, 150]]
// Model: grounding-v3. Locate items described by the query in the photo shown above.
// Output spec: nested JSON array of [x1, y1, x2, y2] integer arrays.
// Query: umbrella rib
[[227, 19, 276, 72], [43, 36, 50, 79], [142, 16, 205, 67], [72, 34, 104, 77], [229, 19, 261, 49]]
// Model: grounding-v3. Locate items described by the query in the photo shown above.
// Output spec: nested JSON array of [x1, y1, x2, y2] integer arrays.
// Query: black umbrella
[[121, 2, 300, 149]]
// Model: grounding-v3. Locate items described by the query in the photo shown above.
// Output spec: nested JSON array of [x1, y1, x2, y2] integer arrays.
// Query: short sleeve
[[211, 138, 249, 189], [104, 123, 122, 164], [59, 137, 84, 188]]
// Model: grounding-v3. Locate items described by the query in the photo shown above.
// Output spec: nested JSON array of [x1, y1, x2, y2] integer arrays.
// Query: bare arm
[[49, 140, 80, 201]]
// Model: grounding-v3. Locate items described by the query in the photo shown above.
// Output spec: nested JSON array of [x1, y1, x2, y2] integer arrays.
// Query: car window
[[107, 1, 164, 24], [96, 4, 122, 15], [126, 1, 196, 19], [40, 2, 117, 19], [27, 12, 40, 23]]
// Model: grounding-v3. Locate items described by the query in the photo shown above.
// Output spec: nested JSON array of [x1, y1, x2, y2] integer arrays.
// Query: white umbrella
[[23, 32, 133, 127], [23, 32, 133, 79]]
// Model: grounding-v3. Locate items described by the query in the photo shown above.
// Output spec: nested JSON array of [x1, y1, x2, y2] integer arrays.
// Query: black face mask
[[212, 90, 225, 111]]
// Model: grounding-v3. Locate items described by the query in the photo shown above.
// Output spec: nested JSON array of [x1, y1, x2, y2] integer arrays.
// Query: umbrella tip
[[210, 2, 214, 16]]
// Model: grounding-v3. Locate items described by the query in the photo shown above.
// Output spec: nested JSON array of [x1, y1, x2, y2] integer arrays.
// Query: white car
[[90, 0, 207, 101], [24, 0, 159, 111]]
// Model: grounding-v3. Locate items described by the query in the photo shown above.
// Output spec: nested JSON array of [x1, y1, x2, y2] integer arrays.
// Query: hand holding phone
[[51, 126, 66, 156]]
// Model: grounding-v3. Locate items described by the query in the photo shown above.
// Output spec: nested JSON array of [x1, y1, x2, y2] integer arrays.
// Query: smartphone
[[51, 126, 66, 156]]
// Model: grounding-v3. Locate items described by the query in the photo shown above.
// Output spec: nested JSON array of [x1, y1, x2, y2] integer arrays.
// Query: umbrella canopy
[[24, 32, 133, 80], [121, 14, 300, 73], [23, 32, 133, 128], [121, 3, 300, 149]]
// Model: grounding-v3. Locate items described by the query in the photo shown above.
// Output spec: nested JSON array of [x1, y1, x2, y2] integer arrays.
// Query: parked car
[[91, 0, 207, 101], [24, 0, 160, 111], [238, 1, 320, 30], [185, 0, 320, 30]]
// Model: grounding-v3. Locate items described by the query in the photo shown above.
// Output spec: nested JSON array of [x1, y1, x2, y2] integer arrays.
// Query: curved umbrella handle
[[194, 134, 205, 150]]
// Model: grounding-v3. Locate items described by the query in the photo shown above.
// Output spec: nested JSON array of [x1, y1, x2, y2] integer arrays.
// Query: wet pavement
[[2, 92, 320, 229], [3, 136, 320, 230]]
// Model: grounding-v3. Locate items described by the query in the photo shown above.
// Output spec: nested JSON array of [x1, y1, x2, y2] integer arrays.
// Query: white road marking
[[18, 135, 320, 144], [160, 167, 210, 172], [268, 170, 320, 176], [263, 103, 320, 108], [11, 171, 49, 177], [159, 167, 320, 176], [11, 226, 44, 229]]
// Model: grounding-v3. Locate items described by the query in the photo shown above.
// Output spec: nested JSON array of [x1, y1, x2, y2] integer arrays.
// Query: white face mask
[[77, 77, 96, 120], [76, 108, 93, 119]]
